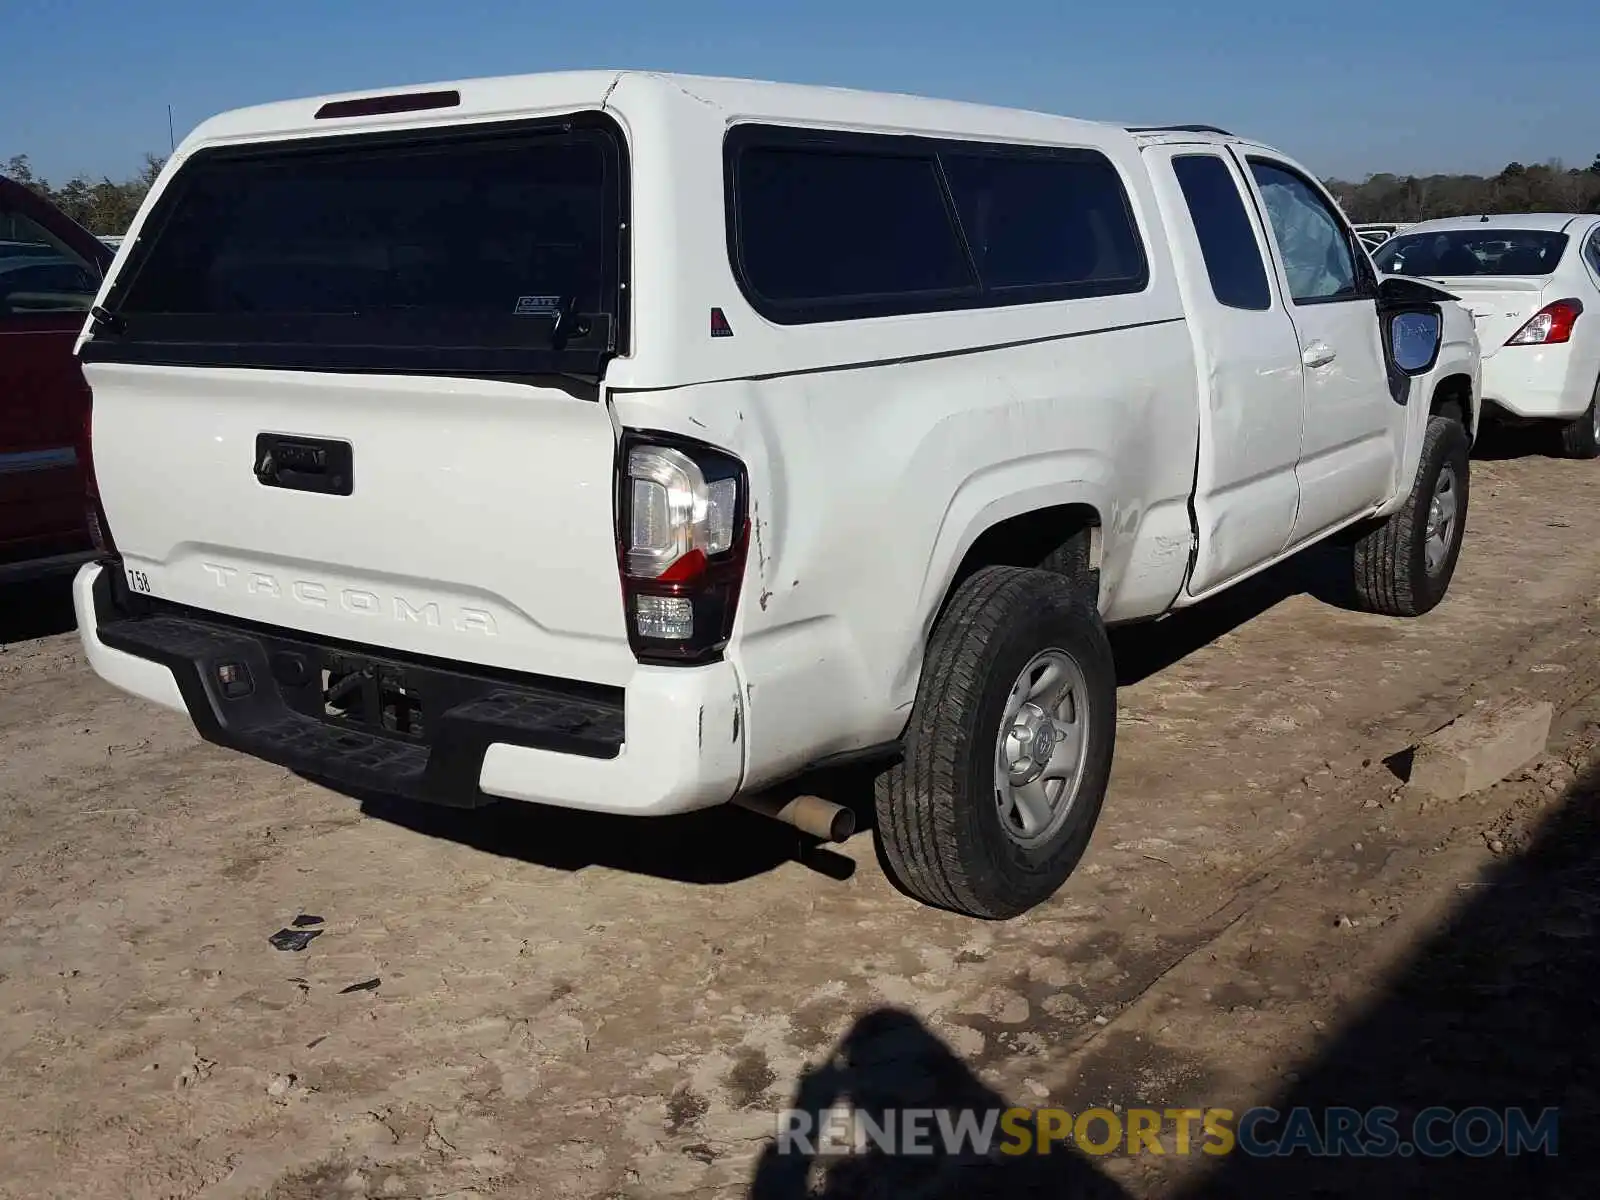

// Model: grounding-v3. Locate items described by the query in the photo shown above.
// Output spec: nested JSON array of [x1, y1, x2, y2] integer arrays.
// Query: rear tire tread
[[879, 566, 1021, 915], [876, 565, 1112, 918]]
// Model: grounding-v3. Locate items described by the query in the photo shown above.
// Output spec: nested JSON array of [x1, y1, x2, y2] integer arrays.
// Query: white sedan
[[1372, 214, 1600, 457]]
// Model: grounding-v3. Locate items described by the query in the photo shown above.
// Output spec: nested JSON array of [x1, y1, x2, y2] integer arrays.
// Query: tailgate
[[76, 106, 637, 685], [86, 363, 635, 686]]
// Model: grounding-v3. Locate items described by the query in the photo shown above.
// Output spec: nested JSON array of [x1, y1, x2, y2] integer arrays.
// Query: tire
[[1352, 414, 1470, 617], [1036, 527, 1091, 582], [875, 566, 1116, 919], [1558, 379, 1600, 459]]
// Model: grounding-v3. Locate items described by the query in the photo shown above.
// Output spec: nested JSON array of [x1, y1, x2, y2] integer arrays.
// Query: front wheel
[[1351, 414, 1470, 617], [875, 566, 1116, 919]]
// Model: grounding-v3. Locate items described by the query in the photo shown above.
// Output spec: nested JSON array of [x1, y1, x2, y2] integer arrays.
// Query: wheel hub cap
[[1424, 463, 1458, 575], [993, 648, 1091, 848], [1003, 704, 1057, 785]]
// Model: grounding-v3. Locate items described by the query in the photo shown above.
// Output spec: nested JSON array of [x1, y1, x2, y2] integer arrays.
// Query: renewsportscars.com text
[[777, 1105, 1559, 1159]]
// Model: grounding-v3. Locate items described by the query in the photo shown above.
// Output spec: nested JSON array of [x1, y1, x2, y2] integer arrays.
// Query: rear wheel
[[1351, 414, 1470, 616], [875, 566, 1116, 919], [1557, 378, 1600, 459]]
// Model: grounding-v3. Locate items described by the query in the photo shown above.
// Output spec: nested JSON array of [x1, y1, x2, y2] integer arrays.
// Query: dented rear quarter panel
[[609, 314, 1197, 790], [604, 77, 1201, 788]]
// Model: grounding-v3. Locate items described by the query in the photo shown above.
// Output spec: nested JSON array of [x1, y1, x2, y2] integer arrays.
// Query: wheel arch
[[1376, 354, 1478, 520], [1430, 371, 1477, 441], [933, 502, 1104, 623], [907, 473, 1112, 703]]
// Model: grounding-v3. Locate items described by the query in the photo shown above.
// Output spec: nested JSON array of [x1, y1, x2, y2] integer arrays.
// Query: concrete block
[[1409, 700, 1553, 800]]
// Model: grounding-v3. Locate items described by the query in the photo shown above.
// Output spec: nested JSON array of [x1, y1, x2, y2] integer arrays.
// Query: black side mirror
[[1376, 274, 1451, 379]]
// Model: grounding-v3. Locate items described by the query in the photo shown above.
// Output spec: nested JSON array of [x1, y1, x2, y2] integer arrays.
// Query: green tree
[[3, 154, 48, 197], [1, 152, 166, 234]]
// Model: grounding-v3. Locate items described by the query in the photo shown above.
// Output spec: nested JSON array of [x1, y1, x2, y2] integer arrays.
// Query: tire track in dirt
[[1051, 682, 1600, 1195]]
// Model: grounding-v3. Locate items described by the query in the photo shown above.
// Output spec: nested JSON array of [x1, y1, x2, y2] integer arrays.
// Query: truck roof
[[182, 69, 1131, 152]]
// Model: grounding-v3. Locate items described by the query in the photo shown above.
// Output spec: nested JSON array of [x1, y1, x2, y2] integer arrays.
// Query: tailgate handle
[[254, 434, 353, 497]]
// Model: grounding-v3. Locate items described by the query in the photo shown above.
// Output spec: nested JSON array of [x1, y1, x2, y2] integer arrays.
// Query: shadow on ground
[[0, 576, 77, 645], [352, 783, 858, 887], [748, 1007, 1131, 1199], [1111, 540, 1353, 687], [1168, 753, 1600, 1197], [1470, 417, 1568, 462]]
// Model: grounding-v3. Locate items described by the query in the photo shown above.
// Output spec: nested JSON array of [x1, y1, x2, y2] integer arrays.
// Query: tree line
[[1327, 157, 1600, 224], [4, 153, 166, 237], [7, 149, 1600, 236]]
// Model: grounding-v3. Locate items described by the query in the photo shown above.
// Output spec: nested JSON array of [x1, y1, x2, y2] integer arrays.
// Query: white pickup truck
[[72, 73, 1480, 918]]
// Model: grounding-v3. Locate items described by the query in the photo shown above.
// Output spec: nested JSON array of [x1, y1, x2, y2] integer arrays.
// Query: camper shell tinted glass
[[725, 125, 1148, 323], [83, 114, 630, 379], [733, 145, 977, 307], [940, 150, 1146, 297]]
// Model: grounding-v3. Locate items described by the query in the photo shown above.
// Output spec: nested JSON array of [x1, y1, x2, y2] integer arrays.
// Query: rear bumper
[[74, 563, 744, 816], [1481, 347, 1590, 420]]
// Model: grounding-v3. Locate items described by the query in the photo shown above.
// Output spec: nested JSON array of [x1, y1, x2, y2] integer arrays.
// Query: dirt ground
[[3, 428, 1600, 1199]]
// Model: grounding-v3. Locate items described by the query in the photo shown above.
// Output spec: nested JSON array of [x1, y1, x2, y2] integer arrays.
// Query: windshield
[[1373, 229, 1568, 278], [88, 115, 627, 377]]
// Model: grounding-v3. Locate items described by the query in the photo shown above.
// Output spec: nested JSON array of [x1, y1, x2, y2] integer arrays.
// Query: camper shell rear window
[[83, 113, 629, 378]]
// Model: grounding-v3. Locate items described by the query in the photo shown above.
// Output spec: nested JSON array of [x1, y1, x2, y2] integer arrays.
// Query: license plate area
[[320, 657, 428, 742]]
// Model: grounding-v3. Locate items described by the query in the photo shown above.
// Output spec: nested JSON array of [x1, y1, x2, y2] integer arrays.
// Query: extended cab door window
[[1171, 154, 1272, 311]]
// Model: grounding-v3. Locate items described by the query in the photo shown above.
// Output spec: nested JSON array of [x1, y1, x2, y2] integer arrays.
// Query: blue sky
[[5, 0, 1596, 184]]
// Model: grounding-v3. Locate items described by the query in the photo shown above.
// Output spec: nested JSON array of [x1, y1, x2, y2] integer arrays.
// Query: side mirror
[[1389, 309, 1442, 376]]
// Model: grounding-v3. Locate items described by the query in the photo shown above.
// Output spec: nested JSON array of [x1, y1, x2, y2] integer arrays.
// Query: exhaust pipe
[[733, 792, 856, 842]]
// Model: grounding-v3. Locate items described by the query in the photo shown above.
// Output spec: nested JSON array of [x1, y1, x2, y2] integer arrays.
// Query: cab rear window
[[86, 116, 628, 377]]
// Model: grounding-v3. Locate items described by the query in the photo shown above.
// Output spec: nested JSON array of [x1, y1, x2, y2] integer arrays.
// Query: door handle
[[1302, 342, 1337, 369]]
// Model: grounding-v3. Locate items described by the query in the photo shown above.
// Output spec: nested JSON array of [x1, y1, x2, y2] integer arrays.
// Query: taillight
[[1505, 298, 1584, 346], [77, 384, 117, 556], [616, 433, 749, 664]]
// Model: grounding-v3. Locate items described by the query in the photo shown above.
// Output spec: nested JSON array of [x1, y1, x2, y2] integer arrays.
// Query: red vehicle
[[0, 174, 113, 582]]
